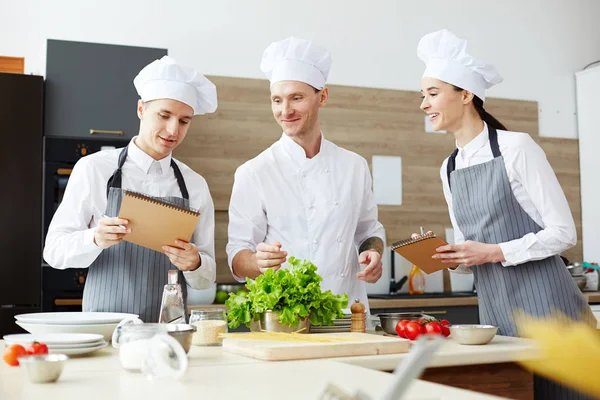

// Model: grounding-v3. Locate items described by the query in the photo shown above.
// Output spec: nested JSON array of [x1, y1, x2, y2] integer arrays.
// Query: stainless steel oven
[[42, 137, 129, 312]]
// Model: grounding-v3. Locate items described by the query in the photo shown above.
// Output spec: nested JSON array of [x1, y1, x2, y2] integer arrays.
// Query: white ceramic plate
[[15, 312, 138, 325], [3, 333, 104, 346], [15, 321, 118, 341], [47, 341, 108, 356]]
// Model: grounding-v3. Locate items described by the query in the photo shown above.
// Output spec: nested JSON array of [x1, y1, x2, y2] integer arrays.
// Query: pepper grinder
[[158, 270, 186, 324], [350, 299, 366, 333]]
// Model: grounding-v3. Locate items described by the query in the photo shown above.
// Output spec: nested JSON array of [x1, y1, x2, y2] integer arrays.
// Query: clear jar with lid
[[189, 308, 228, 346]]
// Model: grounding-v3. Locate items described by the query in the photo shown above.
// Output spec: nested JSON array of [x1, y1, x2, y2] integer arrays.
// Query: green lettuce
[[225, 257, 348, 329]]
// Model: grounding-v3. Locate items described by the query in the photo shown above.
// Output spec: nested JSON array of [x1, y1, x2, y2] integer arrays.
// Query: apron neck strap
[[446, 125, 502, 192], [106, 145, 190, 200]]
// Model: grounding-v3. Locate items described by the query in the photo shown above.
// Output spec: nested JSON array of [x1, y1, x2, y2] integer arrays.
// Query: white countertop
[[0, 335, 533, 400]]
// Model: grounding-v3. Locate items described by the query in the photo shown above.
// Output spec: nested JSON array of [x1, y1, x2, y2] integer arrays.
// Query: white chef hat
[[260, 36, 332, 90], [417, 29, 503, 101], [133, 55, 217, 115]]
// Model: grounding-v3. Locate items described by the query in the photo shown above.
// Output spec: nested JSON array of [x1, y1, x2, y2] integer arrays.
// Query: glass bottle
[[189, 308, 228, 346]]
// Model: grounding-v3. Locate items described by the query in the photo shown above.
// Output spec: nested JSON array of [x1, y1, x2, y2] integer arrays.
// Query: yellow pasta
[[218, 331, 373, 343]]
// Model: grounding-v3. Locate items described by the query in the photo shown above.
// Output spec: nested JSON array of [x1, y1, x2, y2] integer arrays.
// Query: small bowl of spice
[[189, 309, 228, 346]]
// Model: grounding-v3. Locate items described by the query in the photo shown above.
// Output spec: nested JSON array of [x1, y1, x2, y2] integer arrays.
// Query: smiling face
[[270, 80, 328, 140], [420, 77, 473, 133], [135, 99, 194, 160]]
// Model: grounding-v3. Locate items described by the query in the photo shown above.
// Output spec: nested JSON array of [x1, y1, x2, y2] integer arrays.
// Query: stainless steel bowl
[[250, 311, 310, 334], [377, 312, 430, 335], [449, 324, 497, 345], [18, 354, 68, 383], [567, 262, 584, 276], [166, 324, 197, 353], [572, 275, 587, 291]]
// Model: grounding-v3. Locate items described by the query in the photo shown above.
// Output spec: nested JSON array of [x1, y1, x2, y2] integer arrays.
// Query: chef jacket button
[[324, 168, 329, 173], [313, 239, 318, 245], [302, 173, 306, 178], [334, 201, 339, 206], [337, 237, 342, 243]]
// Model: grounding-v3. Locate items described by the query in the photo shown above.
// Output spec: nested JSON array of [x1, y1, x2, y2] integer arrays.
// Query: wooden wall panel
[[0, 56, 24, 74], [175, 76, 582, 282]]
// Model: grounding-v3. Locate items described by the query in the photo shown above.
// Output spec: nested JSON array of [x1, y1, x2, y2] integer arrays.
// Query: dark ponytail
[[453, 86, 507, 131]]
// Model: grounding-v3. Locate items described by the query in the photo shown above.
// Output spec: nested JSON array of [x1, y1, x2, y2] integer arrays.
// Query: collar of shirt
[[456, 122, 489, 165], [128, 137, 172, 175], [279, 132, 327, 167]]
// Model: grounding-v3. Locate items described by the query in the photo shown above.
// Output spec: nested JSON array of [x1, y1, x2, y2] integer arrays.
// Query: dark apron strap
[[446, 125, 500, 192], [106, 145, 190, 200]]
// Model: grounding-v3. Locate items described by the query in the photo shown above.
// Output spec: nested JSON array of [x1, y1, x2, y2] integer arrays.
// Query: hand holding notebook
[[117, 190, 201, 253], [391, 230, 458, 274]]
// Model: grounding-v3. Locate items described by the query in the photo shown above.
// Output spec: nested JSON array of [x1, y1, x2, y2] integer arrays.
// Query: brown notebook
[[391, 233, 458, 274], [118, 190, 201, 253]]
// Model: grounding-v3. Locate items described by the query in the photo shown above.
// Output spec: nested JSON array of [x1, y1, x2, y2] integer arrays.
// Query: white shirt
[[440, 123, 576, 271], [43, 138, 216, 289], [226, 133, 385, 310]]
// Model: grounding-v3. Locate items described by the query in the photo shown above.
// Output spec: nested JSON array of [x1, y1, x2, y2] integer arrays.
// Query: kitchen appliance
[[0, 73, 44, 336], [42, 136, 129, 312]]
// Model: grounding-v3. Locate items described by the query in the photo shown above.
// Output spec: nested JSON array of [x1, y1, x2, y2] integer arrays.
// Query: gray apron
[[82, 146, 189, 322], [447, 126, 594, 400]]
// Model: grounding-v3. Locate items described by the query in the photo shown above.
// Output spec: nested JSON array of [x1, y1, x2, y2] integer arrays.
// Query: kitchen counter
[[0, 340, 507, 400]]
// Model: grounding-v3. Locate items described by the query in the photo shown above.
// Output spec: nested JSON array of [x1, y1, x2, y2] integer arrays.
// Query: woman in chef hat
[[417, 29, 594, 399]]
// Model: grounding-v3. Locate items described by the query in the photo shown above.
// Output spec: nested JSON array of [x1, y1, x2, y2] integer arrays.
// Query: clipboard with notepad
[[391, 233, 458, 274], [117, 190, 201, 253]]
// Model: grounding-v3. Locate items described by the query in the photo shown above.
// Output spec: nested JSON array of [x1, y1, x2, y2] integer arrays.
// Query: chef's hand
[[255, 242, 287, 274], [163, 240, 201, 271], [432, 241, 505, 266], [94, 217, 130, 249], [356, 250, 382, 283]]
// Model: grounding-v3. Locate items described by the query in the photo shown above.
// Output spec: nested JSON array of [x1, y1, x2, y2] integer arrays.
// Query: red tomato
[[424, 321, 443, 335], [25, 341, 48, 356], [404, 321, 423, 340], [440, 319, 450, 327], [3, 344, 27, 366], [395, 320, 411, 338], [442, 326, 451, 337]]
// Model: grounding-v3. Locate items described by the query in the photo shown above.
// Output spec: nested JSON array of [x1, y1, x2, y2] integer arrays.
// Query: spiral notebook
[[118, 190, 201, 253], [391, 233, 458, 274]]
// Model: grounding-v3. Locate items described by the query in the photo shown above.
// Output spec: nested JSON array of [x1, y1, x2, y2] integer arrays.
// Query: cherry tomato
[[442, 326, 451, 337], [25, 341, 48, 356], [395, 320, 411, 338], [440, 319, 451, 327], [404, 321, 423, 340], [424, 321, 443, 335], [3, 344, 27, 366]]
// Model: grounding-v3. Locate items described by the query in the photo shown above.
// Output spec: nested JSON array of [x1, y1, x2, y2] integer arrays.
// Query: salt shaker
[[158, 270, 186, 324], [350, 299, 366, 333]]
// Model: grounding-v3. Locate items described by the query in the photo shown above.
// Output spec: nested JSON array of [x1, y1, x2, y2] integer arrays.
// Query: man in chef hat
[[226, 37, 385, 313], [44, 55, 218, 322]]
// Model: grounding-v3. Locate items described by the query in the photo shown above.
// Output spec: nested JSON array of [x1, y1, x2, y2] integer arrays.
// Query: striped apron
[[447, 126, 594, 399], [82, 146, 189, 323]]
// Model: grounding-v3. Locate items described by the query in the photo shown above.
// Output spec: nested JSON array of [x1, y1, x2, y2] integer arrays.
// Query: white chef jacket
[[226, 133, 385, 311], [43, 138, 216, 289], [440, 123, 576, 272]]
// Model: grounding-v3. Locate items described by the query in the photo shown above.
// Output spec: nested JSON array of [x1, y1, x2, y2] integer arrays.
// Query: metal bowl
[[377, 312, 430, 335], [572, 275, 587, 291], [449, 324, 497, 345], [18, 354, 68, 383], [567, 263, 584, 276], [166, 324, 197, 353], [250, 311, 310, 334]]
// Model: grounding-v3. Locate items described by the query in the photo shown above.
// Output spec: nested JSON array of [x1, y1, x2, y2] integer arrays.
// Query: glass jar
[[112, 321, 188, 379], [189, 308, 228, 346]]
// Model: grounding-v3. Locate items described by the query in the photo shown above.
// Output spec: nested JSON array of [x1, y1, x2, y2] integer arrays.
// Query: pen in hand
[[101, 214, 127, 230]]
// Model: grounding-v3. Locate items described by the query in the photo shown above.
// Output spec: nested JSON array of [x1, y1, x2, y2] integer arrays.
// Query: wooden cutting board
[[222, 332, 410, 361]]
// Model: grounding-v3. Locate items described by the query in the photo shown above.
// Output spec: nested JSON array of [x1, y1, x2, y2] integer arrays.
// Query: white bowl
[[449, 324, 498, 345], [186, 283, 217, 305], [16, 321, 118, 342], [15, 312, 139, 325]]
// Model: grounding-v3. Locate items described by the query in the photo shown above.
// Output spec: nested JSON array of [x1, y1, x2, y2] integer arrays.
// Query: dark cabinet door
[[0, 73, 43, 306], [44, 40, 167, 139]]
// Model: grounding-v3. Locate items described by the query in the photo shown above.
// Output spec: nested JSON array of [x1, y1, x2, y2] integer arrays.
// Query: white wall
[[2, 0, 600, 138]]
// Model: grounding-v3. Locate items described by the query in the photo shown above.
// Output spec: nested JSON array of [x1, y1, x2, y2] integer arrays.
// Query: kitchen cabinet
[[44, 39, 167, 139]]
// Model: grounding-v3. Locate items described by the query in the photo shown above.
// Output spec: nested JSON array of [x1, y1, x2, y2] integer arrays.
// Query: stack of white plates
[[14, 312, 139, 341], [3, 333, 108, 356], [310, 313, 367, 333]]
